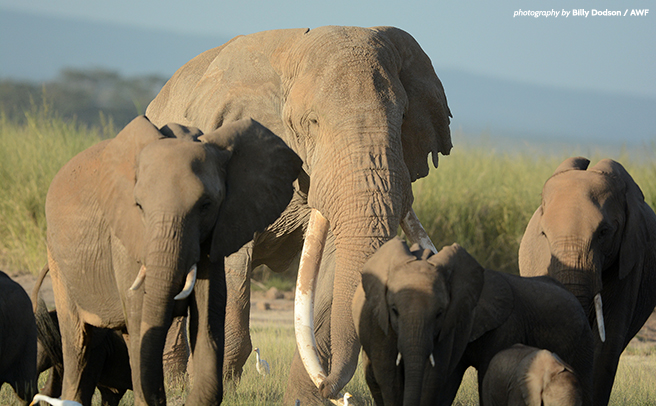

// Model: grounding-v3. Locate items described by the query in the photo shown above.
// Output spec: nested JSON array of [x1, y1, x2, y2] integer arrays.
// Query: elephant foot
[[284, 349, 333, 405]]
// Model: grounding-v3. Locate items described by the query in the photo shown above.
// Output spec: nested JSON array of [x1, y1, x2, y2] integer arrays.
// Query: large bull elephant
[[518, 157, 656, 406], [45, 116, 301, 405], [145, 25, 452, 403]]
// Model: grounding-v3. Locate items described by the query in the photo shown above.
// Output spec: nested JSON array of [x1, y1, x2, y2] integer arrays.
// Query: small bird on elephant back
[[519, 157, 656, 406]]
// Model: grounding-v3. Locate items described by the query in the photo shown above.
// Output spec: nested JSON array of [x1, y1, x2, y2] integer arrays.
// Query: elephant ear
[[469, 270, 514, 342], [99, 115, 165, 259], [518, 207, 552, 277], [199, 118, 302, 261], [552, 156, 590, 176], [361, 237, 417, 335], [372, 26, 453, 181], [590, 159, 653, 279], [427, 243, 485, 377]]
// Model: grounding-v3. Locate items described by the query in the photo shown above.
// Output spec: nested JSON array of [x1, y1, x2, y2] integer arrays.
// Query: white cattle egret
[[254, 347, 270, 376], [342, 392, 353, 405], [30, 394, 83, 406]]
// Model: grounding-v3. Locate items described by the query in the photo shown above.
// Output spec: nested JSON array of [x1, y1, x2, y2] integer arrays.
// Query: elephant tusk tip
[[429, 353, 435, 367], [174, 263, 198, 300], [396, 352, 402, 366]]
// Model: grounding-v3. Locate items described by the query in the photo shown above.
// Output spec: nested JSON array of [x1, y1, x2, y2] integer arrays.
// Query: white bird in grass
[[30, 394, 83, 406], [342, 392, 353, 405], [254, 347, 270, 376]]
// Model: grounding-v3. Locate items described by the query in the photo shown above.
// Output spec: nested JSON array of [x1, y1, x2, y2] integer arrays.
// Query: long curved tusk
[[401, 209, 437, 254], [295, 209, 330, 390], [396, 352, 402, 366], [429, 353, 436, 367], [594, 293, 606, 343], [174, 264, 198, 300], [130, 264, 147, 291]]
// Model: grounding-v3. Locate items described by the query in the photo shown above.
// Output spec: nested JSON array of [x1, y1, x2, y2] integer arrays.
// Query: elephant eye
[[200, 200, 213, 214], [390, 305, 399, 317], [135, 202, 143, 211]]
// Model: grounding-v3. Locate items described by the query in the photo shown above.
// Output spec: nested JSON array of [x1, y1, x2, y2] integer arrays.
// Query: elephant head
[[518, 157, 656, 343], [92, 116, 300, 403], [354, 238, 485, 405], [483, 344, 583, 406], [146, 25, 451, 398]]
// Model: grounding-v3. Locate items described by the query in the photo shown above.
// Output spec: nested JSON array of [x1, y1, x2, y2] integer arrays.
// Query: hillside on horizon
[[1, 8, 654, 145]]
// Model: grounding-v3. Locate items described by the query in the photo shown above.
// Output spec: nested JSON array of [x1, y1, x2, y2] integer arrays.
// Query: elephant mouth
[[293, 208, 436, 402], [129, 263, 198, 300]]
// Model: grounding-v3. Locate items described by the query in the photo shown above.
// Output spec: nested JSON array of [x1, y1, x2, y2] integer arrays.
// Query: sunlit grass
[[0, 105, 107, 274]]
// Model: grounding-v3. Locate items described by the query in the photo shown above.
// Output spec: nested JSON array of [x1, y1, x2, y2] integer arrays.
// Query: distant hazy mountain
[[2, 8, 654, 145], [0, 8, 228, 81], [439, 69, 656, 145]]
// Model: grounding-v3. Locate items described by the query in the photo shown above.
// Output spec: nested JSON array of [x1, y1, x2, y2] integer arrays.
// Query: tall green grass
[[412, 132, 656, 273], [0, 105, 108, 273]]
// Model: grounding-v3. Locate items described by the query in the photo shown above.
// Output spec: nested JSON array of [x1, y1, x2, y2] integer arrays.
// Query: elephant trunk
[[308, 139, 413, 398], [402, 350, 429, 406], [549, 239, 606, 342], [140, 264, 176, 404], [138, 217, 194, 403]]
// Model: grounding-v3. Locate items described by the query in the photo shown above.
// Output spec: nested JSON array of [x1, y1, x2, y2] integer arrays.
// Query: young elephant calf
[[353, 238, 594, 406], [482, 343, 583, 406], [0, 271, 37, 403]]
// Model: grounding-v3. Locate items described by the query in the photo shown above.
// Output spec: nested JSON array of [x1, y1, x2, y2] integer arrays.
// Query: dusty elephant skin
[[34, 297, 131, 406], [519, 157, 656, 406], [44, 116, 301, 405], [352, 238, 593, 406], [0, 271, 37, 404], [146, 25, 452, 403], [482, 344, 583, 406]]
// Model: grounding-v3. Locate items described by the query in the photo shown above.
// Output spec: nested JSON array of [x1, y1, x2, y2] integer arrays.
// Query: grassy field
[[1, 111, 655, 404], [3, 324, 656, 405]]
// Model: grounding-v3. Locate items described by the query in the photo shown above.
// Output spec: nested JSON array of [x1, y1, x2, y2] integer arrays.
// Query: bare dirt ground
[[16, 272, 656, 350]]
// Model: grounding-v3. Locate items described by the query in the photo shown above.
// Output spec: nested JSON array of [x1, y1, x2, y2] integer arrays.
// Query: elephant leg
[[50, 267, 96, 405], [223, 242, 254, 382], [186, 260, 226, 406], [362, 352, 384, 406], [592, 339, 624, 406], [98, 386, 125, 406], [41, 367, 63, 398], [162, 316, 190, 381]]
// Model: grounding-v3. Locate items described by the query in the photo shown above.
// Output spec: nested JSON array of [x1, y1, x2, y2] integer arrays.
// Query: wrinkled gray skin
[[146, 25, 452, 403], [519, 157, 656, 406], [45, 116, 301, 405], [34, 299, 131, 406], [482, 344, 582, 406], [352, 239, 593, 406], [0, 271, 37, 405]]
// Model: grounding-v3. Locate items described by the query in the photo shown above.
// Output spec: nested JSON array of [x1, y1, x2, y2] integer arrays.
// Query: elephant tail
[[31, 263, 49, 312], [35, 298, 64, 374]]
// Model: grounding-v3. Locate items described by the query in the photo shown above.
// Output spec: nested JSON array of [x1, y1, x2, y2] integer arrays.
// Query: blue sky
[[1, 0, 654, 99]]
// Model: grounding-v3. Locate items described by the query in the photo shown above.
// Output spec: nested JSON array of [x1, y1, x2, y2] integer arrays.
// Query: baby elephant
[[482, 344, 582, 406], [0, 271, 37, 404], [353, 238, 593, 406]]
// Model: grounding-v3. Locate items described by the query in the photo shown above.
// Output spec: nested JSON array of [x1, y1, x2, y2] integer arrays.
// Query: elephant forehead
[[543, 172, 614, 208], [136, 140, 213, 199], [139, 138, 207, 172], [388, 261, 446, 292]]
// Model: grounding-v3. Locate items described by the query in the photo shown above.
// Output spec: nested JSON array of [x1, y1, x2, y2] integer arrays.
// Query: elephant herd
[[1, 24, 654, 406]]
